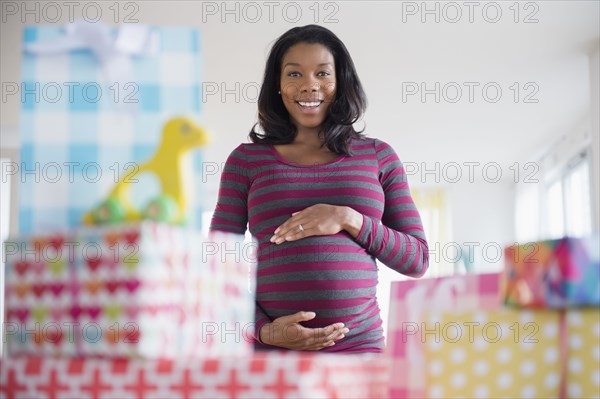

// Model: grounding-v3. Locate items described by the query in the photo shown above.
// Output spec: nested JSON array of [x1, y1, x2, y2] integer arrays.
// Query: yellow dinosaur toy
[[82, 116, 210, 225]]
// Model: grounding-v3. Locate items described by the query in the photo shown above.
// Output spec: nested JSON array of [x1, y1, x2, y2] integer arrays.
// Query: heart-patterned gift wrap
[[73, 222, 226, 358], [4, 232, 76, 357], [3, 222, 257, 358]]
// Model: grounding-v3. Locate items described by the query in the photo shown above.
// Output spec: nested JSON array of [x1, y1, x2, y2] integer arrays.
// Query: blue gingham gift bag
[[19, 22, 203, 234]]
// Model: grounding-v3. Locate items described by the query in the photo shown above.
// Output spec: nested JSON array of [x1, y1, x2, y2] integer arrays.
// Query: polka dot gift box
[[386, 273, 502, 398], [424, 308, 600, 399], [564, 309, 600, 399], [424, 308, 561, 398]]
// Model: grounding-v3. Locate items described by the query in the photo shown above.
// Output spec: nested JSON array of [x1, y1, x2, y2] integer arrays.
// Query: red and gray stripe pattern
[[210, 138, 429, 353]]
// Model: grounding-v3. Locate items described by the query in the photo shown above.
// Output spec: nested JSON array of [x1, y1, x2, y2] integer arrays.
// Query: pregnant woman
[[210, 24, 429, 353]]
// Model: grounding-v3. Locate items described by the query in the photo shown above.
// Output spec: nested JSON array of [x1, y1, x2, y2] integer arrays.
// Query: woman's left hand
[[270, 204, 362, 244]]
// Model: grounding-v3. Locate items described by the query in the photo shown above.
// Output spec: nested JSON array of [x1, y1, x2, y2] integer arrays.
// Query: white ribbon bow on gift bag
[[24, 19, 159, 111]]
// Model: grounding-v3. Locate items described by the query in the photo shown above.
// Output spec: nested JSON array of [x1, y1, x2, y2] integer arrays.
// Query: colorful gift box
[[0, 352, 390, 399], [3, 222, 255, 358], [385, 273, 501, 398], [18, 23, 204, 234], [503, 236, 600, 308], [422, 308, 600, 399]]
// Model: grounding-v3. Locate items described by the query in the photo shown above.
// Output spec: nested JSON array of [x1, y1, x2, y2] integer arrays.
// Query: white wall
[[448, 179, 515, 271]]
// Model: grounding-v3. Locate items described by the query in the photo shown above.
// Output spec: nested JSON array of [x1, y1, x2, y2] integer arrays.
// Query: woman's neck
[[292, 127, 325, 148]]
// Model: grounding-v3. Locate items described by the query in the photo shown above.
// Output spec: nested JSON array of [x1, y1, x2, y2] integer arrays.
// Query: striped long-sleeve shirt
[[209, 137, 429, 353]]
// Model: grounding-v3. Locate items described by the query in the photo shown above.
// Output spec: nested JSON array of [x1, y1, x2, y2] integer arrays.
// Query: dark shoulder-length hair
[[249, 24, 367, 155]]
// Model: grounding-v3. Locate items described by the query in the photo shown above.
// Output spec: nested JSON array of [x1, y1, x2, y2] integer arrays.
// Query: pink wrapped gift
[[0, 352, 389, 398], [385, 273, 501, 398]]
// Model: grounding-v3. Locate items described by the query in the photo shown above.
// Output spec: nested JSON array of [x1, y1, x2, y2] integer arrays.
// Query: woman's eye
[[287, 71, 301, 77], [317, 71, 331, 77]]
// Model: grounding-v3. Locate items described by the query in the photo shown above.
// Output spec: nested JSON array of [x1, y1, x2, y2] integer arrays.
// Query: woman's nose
[[300, 76, 319, 92]]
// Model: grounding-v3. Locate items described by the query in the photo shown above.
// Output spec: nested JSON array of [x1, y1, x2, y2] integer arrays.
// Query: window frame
[[541, 146, 593, 239]]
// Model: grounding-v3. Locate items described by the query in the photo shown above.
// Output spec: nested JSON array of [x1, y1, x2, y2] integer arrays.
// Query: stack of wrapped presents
[[3, 224, 253, 359], [1, 225, 388, 398], [4, 231, 598, 398], [386, 235, 600, 399]]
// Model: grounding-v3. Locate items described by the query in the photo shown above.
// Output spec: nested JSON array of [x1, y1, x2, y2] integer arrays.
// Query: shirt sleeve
[[209, 144, 250, 234], [208, 143, 272, 343], [354, 139, 429, 277]]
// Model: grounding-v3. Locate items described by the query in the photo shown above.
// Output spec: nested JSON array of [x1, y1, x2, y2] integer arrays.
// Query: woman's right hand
[[259, 311, 349, 350]]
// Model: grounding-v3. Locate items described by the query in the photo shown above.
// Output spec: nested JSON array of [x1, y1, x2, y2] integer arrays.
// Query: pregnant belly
[[255, 235, 379, 326], [256, 235, 378, 290]]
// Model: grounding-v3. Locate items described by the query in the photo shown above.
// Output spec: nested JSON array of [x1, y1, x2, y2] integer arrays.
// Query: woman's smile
[[295, 100, 324, 113]]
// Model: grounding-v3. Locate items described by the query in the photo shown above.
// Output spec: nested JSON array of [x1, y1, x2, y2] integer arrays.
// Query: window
[[518, 148, 594, 242], [543, 150, 593, 239], [411, 187, 452, 277], [545, 179, 565, 239], [514, 179, 541, 243], [563, 153, 593, 237]]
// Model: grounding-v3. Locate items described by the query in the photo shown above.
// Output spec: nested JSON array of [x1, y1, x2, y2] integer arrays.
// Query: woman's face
[[279, 42, 337, 132]]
